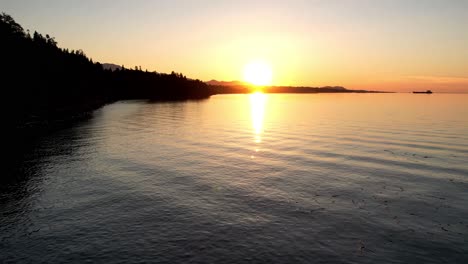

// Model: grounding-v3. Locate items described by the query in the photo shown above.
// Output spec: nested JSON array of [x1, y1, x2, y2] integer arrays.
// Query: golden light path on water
[[249, 92, 267, 144]]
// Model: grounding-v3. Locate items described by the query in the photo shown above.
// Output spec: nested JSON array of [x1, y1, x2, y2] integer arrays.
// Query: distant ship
[[413, 90, 433, 94]]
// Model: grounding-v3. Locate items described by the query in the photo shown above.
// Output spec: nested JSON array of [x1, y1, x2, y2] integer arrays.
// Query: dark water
[[1, 94, 468, 263]]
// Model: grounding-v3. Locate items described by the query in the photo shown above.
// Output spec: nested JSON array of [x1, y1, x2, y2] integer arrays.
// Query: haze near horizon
[[3, 0, 468, 92]]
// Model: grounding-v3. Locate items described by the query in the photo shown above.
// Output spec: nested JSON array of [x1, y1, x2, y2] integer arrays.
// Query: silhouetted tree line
[[1, 13, 213, 134]]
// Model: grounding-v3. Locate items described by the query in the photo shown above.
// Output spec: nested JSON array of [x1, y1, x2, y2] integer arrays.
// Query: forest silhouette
[[1, 13, 213, 137]]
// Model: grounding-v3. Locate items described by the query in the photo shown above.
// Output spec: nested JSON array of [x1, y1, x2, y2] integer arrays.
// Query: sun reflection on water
[[250, 92, 267, 143]]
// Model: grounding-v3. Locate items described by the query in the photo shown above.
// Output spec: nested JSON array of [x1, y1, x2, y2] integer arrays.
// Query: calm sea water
[[2, 93, 468, 263]]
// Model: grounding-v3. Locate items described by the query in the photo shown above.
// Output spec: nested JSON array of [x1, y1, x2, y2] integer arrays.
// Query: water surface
[[2, 93, 468, 263]]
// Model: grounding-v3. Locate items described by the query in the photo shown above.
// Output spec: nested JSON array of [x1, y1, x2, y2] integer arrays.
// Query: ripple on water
[[1, 94, 468, 263]]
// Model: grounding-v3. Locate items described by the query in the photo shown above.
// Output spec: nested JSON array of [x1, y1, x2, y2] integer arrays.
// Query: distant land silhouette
[[206, 80, 387, 94], [206, 80, 247, 86], [102, 63, 123, 71]]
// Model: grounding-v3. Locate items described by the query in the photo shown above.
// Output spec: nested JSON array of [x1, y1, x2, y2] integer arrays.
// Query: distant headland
[[206, 80, 390, 94]]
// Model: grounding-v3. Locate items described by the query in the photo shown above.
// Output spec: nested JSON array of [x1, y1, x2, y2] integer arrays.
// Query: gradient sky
[[3, 0, 468, 92]]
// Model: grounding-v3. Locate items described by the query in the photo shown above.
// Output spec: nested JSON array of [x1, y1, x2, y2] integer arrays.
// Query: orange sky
[[3, 0, 468, 92]]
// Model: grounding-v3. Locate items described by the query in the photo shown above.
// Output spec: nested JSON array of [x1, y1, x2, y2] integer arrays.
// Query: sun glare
[[243, 61, 273, 86]]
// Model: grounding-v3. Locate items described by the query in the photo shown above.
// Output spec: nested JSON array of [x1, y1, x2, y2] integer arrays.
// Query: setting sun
[[243, 61, 273, 86]]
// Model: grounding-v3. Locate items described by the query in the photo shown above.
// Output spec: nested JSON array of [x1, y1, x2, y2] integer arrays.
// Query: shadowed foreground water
[[1, 93, 468, 263]]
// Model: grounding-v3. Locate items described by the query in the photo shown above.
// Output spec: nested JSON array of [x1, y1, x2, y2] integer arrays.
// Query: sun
[[243, 61, 273, 86]]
